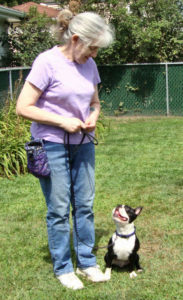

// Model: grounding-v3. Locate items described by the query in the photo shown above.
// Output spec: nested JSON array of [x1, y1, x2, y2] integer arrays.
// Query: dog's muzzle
[[113, 206, 128, 222]]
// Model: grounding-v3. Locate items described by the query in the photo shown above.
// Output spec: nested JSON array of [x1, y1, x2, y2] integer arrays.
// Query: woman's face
[[72, 37, 99, 64]]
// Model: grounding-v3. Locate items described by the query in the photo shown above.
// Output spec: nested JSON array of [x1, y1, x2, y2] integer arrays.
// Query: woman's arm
[[85, 85, 101, 132], [16, 81, 86, 133]]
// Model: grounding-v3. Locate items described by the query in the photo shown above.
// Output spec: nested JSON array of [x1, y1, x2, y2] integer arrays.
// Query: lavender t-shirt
[[26, 46, 101, 144]]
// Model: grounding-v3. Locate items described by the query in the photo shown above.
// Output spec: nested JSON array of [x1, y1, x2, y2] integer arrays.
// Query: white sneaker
[[57, 272, 84, 290], [76, 265, 107, 282]]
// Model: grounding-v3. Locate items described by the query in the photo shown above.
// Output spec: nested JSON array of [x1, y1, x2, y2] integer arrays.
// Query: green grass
[[0, 116, 183, 300]]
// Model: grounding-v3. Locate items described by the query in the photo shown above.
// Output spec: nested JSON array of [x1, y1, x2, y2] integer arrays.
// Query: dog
[[104, 205, 143, 280]]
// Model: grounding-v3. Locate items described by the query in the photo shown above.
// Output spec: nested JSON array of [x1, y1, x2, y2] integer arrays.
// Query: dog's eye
[[125, 205, 134, 215], [124, 205, 131, 211]]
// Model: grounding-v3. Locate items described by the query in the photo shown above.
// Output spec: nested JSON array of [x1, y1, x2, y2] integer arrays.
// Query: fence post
[[165, 63, 169, 116], [9, 70, 13, 100]]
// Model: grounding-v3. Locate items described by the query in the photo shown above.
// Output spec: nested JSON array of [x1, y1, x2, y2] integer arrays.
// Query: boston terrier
[[104, 205, 143, 280]]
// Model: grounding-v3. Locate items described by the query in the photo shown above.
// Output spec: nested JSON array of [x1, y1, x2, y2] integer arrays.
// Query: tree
[[127, 0, 183, 62], [1, 7, 57, 66], [80, 0, 183, 64], [2, 1, 40, 6]]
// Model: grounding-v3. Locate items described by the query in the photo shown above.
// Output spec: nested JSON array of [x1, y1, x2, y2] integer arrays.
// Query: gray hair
[[56, 10, 114, 48]]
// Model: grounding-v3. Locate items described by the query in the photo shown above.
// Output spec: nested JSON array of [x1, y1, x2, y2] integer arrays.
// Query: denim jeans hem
[[77, 263, 97, 269], [55, 267, 74, 277]]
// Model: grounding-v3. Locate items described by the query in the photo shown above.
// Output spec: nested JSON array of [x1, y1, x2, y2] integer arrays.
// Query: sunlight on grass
[[0, 117, 183, 299]]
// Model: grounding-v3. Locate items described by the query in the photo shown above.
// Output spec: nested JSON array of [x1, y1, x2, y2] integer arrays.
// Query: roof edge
[[0, 5, 25, 19]]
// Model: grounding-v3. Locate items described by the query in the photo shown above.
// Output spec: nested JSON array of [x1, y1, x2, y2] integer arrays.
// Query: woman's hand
[[85, 116, 97, 132], [61, 117, 86, 133]]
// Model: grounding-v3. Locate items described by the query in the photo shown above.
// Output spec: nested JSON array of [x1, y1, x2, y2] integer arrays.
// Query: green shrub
[[0, 97, 31, 178], [95, 111, 110, 142]]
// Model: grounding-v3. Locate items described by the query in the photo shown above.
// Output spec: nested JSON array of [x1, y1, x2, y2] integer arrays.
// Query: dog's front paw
[[104, 268, 111, 281], [137, 268, 143, 273], [130, 271, 137, 279]]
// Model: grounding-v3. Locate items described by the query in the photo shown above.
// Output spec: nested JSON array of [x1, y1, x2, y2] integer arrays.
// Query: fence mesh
[[98, 63, 183, 116], [0, 68, 30, 108], [168, 64, 183, 115], [0, 64, 183, 116], [0, 70, 9, 108]]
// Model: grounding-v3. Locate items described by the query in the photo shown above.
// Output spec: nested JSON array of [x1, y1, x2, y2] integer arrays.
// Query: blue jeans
[[39, 141, 96, 276]]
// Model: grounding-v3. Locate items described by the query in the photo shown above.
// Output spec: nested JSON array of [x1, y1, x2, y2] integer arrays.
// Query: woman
[[16, 10, 114, 290]]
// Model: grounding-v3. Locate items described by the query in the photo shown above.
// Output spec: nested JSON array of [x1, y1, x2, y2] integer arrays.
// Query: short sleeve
[[26, 53, 52, 91], [90, 58, 101, 86]]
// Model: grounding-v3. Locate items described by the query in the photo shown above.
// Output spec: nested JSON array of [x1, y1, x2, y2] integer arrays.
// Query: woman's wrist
[[89, 106, 100, 121]]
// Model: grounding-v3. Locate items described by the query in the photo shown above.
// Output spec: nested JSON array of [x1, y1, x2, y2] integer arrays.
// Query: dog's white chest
[[113, 234, 135, 261]]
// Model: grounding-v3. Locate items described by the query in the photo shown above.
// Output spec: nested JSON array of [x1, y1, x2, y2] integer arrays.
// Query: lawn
[[0, 116, 183, 300]]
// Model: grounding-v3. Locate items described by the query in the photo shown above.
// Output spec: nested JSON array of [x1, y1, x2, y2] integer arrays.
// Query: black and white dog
[[104, 205, 143, 280]]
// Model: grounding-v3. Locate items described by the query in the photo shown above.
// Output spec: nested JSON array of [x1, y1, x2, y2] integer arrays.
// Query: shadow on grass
[[40, 228, 109, 265], [94, 228, 110, 252], [41, 245, 52, 264]]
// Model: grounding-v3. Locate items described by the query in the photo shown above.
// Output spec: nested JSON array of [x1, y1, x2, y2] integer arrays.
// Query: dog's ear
[[135, 207, 143, 216]]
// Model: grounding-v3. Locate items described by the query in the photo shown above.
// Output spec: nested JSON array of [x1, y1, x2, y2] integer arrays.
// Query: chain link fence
[[98, 62, 183, 116], [0, 67, 30, 108], [0, 63, 183, 115]]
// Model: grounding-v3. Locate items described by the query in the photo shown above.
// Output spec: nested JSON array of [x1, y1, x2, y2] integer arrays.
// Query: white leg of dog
[[130, 271, 137, 279], [104, 268, 111, 281], [137, 269, 143, 273]]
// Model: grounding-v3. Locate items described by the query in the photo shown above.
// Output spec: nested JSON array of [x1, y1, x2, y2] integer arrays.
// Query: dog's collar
[[116, 226, 136, 238]]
